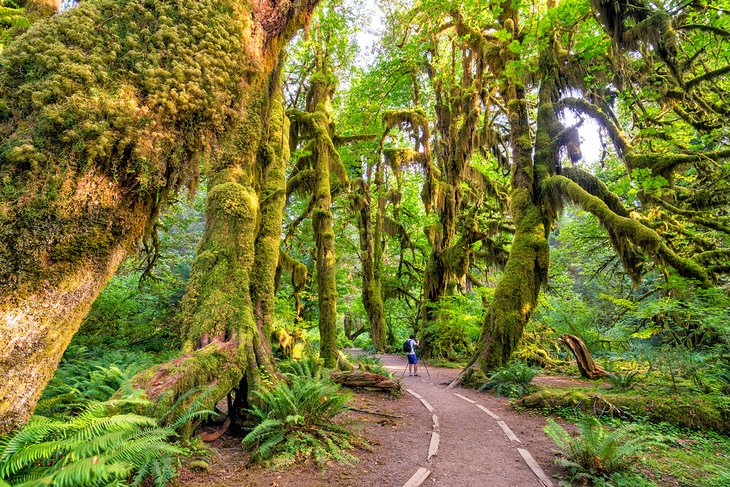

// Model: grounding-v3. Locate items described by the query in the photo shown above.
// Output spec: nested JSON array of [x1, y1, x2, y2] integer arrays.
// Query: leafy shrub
[[243, 376, 356, 467], [480, 362, 539, 398], [281, 357, 326, 381], [607, 370, 643, 390], [544, 416, 659, 484], [349, 354, 391, 377], [0, 399, 181, 487], [422, 295, 482, 360]]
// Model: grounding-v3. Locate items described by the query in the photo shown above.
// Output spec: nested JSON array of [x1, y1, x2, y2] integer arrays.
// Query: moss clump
[[0, 0, 253, 294], [460, 367, 488, 390], [518, 387, 730, 434]]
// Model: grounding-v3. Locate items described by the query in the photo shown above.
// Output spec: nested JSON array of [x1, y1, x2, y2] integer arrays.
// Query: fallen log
[[560, 334, 609, 380], [330, 370, 401, 391]]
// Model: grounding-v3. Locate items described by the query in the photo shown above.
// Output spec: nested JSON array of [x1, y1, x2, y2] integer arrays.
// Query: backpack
[[402, 339, 411, 354]]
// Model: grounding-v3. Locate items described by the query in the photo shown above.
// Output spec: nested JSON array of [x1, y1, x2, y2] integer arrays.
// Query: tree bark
[[560, 334, 609, 380], [330, 371, 400, 391], [0, 0, 317, 434], [353, 177, 387, 352]]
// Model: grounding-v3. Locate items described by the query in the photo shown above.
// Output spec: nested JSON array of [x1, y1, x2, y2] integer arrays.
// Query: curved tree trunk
[[560, 334, 609, 379], [0, 0, 317, 434]]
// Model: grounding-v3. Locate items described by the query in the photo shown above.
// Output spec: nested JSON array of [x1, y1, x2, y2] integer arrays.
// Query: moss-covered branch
[[546, 175, 711, 286], [627, 148, 730, 174], [561, 167, 631, 218], [556, 98, 631, 156]]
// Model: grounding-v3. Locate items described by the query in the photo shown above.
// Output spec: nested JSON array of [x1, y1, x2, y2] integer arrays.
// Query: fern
[[544, 416, 661, 483], [243, 376, 357, 467], [480, 362, 539, 398], [0, 398, 182, 487], [349, 354, 392, 377], [607, 370, 644, 390], [282, 357, 326, 381]]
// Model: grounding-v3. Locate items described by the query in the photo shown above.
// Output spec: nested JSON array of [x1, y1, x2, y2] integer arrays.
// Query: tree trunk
[[472, 6, 552, 372], [330, 371, 400, 391], [307, 75, 341, 368], [135, 70, 295, 422], [313, 134, 339, 368], [0, 0, 317, 434], [560, 334, 609, 379], [353, 177, 387, 352]]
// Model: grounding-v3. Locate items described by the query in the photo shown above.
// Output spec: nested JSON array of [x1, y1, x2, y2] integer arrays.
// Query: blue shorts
[[407, 354, 418, 364]]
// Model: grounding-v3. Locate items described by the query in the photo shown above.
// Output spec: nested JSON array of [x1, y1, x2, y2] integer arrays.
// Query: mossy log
[[0, 0, 317, 434], [329, 371, 401, 391], [559, 334, 609, 380]]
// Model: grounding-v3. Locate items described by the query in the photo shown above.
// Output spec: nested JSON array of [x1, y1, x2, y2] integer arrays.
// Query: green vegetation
[[0, 0, 728, 483], [242, 376, 356, 467], [544, 416, 660, 485], [479, 362, 539, 398]]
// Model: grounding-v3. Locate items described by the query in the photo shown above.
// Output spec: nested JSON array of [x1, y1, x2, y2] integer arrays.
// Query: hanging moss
[[548, 175, 710, 286]]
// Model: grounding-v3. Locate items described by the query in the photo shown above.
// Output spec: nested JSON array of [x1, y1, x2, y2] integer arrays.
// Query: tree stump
[[560, 334, 609, 379]]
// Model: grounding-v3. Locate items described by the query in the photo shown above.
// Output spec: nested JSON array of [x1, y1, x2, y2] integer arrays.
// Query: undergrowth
[[243, 375, 357, 468], [0, 390, 212, 487], [480, 362, 539, 398], [544, 416, 660, 486], [349, 354, 391, 377]]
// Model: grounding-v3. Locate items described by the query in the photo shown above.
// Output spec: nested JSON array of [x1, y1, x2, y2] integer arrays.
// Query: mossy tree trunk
[[309, 75, 340, 368], [352, 171, 387, 352], [287, 57, 350, 367], [0, 0, 316, 434], [471, 4, 554, 371]]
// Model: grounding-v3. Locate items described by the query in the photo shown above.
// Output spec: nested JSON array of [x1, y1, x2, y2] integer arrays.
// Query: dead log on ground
[[330, 371, 401, 391], [560, 334, 609, 380]]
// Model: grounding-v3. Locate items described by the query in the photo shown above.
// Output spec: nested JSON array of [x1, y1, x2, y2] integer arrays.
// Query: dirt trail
[[377, 354, 555, 487], [184, 353, 560, 487]]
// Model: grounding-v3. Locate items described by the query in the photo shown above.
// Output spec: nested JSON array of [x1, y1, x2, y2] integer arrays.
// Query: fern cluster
[[480, 362, 539, 398], [243, 376, 357, 467], [37, 346, 160, 417], [281, 357, 326, 381], [1, 384, 214, 487], [0, 399, 180, 487], [349, 354, 392, 377], [544, 416, 660, 484]]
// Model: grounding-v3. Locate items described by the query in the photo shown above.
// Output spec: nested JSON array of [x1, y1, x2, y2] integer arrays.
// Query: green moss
[[0, 0, 253, 294], [518, 387, 730, 433]]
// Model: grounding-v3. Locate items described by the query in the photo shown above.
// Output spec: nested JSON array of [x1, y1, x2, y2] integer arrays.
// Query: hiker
[[404, 335, 419, 377]]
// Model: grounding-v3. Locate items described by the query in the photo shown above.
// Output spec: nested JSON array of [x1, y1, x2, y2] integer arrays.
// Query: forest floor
[[181, 352, 568, 487]]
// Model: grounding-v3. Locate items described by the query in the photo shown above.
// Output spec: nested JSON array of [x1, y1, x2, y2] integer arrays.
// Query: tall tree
[[0, 0, 317, 434], [372, 0, 728, 373], [285, 0, 360, 365]]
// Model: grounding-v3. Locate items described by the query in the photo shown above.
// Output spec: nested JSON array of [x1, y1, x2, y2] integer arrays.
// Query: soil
[[181, 353, 564, 487]]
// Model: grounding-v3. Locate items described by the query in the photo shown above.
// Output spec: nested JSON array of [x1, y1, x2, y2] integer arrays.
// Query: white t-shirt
[[406, 339, 417, 355]]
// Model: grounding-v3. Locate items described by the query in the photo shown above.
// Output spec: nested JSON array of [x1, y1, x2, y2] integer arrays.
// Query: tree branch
[[556, 98, 631, 156], [546, 175, 710, 286]]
